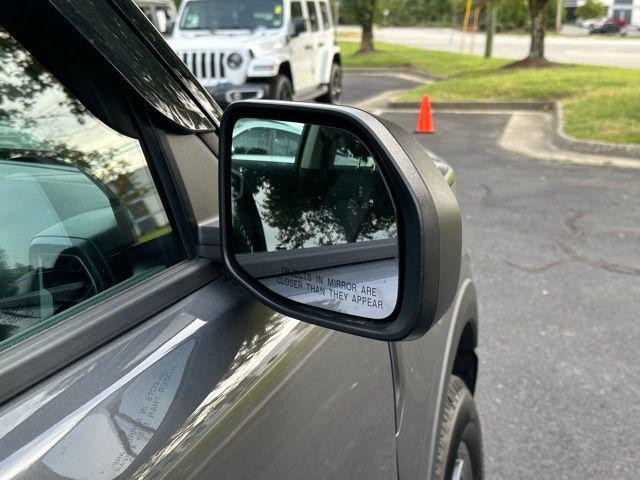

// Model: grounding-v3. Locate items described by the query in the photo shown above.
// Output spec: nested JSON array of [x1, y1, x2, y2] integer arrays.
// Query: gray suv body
[[0, 1, 481, 479]]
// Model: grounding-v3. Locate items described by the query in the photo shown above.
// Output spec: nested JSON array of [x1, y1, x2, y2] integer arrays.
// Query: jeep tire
[[271, 74, 293, 100], [317, 62, 342, 104], [434, 375, 483, 480]]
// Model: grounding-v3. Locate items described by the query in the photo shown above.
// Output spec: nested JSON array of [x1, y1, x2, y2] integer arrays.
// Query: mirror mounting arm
[[195, 220, 222, 262]]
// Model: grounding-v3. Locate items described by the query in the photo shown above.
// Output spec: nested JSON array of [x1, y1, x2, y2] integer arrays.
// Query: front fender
[[247, 53, 289, 79], [394, 252, 479, 479]]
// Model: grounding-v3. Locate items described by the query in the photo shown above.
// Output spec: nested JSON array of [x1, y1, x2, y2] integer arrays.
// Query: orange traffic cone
[[416, 95, 434, 134]]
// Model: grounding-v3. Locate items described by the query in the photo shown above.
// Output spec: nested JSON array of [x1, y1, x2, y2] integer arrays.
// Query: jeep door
[[288, 0, 316, 93], [0, 2, 398, 479]]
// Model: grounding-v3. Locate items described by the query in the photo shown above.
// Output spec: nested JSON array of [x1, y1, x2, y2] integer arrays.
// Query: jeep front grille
[[176, 50, 226, 81]]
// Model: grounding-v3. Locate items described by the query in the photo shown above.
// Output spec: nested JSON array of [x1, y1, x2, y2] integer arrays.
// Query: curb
[[387, 99, 640, 159], [343, 67, 448, 82], [553, 103, 640, 160], [389, 100, 555, 111]]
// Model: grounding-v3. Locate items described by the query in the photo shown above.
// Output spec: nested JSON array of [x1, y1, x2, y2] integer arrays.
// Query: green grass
[[562, 88, 640, 144], [339, 41, 640, 144], [136, 224, 172, 244], [339, 41, 509, 77]]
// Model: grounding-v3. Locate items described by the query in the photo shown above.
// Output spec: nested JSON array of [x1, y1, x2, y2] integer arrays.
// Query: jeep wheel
[[434, 375, 483, 480], [317, 63, 342, 104], [271, 75, 293, 100]]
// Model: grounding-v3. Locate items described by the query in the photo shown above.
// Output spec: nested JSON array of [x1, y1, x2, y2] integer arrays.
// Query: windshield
[[179, 0, 284, 31]]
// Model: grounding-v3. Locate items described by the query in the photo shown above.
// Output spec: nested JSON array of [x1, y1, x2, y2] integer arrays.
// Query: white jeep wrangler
[[168, 0, 342, 107]]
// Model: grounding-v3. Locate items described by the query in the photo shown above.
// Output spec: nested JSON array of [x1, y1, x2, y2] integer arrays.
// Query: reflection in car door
[[0, 282, 398, 479], [196, 309, 399, 479]]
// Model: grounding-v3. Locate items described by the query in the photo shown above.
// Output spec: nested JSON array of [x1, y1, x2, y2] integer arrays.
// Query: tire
[[434, 375, 483, 480], [317, 62, 342, 104], [270, 74, 293, 100]]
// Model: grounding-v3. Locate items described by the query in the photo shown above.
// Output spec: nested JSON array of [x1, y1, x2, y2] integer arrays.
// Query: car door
[[0, 4, 398, 479], [288, 0, 315, 93]]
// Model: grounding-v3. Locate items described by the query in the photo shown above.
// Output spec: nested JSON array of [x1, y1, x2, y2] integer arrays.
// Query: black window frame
[[306, 1, 320, 31], [0, 2, 221, 405], [290, 1, 308, 32], [319, 1, 332, 30]]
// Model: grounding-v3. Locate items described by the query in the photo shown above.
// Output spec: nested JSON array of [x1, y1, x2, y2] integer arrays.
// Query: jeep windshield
[[179, 0, 284, 31]]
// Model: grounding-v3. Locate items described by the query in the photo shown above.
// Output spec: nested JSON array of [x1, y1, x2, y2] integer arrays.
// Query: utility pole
[[556, 0, 563, 32], [460, 0, 473, 52], [470, 6, 480, 54], [484, 2, 497, 58]]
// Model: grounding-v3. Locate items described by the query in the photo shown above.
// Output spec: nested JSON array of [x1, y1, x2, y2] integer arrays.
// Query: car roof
[[234, 119, 304, 136]]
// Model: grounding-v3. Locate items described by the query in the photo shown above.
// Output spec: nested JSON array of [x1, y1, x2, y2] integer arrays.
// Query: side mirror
[[219, 101, 462, 341], [164, 20, 175, 36], [292, 17, 307, 37]]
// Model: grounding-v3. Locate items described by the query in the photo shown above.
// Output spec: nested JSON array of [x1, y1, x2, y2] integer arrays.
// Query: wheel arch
[[277, 61, 293, 89], [424, 278, 479, 479], [447, 279, 479, 395]]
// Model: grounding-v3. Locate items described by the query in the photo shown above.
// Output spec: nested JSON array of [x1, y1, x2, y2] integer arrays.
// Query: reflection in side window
[[0, 29, 183, 348]]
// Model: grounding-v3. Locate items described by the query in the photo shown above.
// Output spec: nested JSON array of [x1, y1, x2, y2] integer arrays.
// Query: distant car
[[167, 0, 343, 107], [576, 16, 606, 28], [589, 17, 627, 35]]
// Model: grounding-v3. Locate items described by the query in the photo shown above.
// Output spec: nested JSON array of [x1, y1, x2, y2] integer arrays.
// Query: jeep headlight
[[227, 53, 244, 70]]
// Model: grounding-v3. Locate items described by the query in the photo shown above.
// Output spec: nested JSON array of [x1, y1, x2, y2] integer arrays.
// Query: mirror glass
[[230, 118, 399, 320]]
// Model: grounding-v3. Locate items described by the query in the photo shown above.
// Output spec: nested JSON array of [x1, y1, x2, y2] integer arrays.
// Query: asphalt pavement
[[343, 75, 640, 479], [340, 26, 640, 69]]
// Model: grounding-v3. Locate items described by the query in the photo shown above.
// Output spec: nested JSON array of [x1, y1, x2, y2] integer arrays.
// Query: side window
[[273, 129, 301, 159], [290, 1, 307, 32], [234, 128, 272, 155], [0, 29, 183, 347], [319, 1, 332, 30], [232, 119, 301, 163], [307, 1, 320, 31]]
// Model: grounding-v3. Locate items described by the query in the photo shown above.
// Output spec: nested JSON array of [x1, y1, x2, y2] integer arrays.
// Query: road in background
[[339, 26, 640, 68], [345, 75, 640, 479], [342, 73, 421, 105]]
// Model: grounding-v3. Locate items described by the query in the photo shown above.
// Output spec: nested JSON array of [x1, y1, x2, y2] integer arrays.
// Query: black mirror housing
[[292, 17, 306, 36], [219, 100, 461, 341]]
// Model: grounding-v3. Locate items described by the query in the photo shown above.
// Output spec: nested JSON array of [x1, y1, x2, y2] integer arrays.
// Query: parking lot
[[344, 74, 640, 479]]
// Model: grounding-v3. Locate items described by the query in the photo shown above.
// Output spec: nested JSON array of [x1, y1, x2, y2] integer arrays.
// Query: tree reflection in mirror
[[231, 118, 399, 320]]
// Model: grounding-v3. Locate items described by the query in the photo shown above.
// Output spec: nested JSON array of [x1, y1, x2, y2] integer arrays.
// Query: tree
[[575, 0, 606, 19], [505, 0, 554, 68], [341, 0, 380, 53], [529, 0, 548, 60]]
